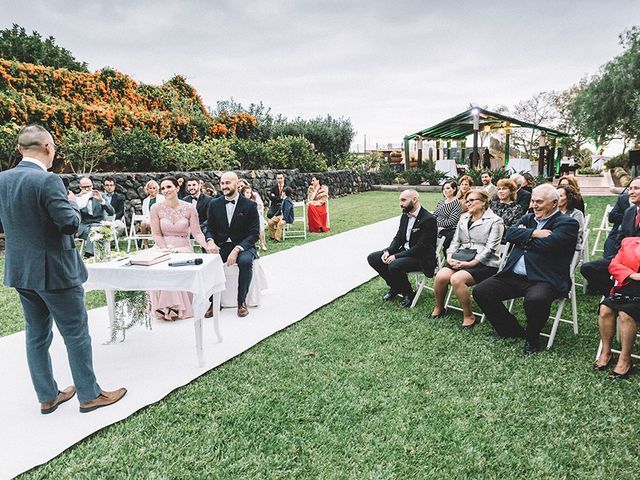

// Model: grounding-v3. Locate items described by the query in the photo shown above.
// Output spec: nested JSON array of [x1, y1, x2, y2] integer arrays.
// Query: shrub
[[378, 167, 396, 185], [230, 135, 327, 172], [109, 128, 166, 172], [60, 126, 110, 173], [605, 153, 628, 170], [576, 167, 601, 176], [333, 152, 386, 172], [423, 170, 448, 186], [163, 137, 238, 171], [0, 121, 21, 171], [401, 168, 425, 185]]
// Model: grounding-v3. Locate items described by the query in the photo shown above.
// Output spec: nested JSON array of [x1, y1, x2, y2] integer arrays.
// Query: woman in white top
[[557, 184, 585, 249], [140, 180, 165, 237], [238, 180, 267, 251], [431, 190, 504, 328]]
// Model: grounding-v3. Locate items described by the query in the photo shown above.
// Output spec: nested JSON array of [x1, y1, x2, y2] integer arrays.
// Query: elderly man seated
[[473, 184, 579, 354], [77, 176, 115, 256]]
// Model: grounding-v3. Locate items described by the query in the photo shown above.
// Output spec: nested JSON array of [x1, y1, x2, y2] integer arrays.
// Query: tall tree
[[0, 24, 88, 71], [571, 26, 640, 150]]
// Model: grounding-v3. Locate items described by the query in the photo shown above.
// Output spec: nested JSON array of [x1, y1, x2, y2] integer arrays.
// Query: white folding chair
[[507, 234, 588, 349], [104, 214, 121, 252], [282, 201, 307, 240], [326, 198, 331, 228], [125, 213, 154, 252], [410, 236, 446, 308], [591, 204, 613, 257], [444, 242, 512, 321]]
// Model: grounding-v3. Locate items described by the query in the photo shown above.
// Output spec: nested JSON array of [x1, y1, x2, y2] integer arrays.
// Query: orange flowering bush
[[0, 59, 250, 142]]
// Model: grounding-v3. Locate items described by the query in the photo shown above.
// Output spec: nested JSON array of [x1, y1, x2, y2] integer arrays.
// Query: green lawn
[[4, 192, 640, 479]]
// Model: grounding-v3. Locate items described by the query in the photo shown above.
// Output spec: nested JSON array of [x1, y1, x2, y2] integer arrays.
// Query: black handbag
[[451, 248, 477, 262]]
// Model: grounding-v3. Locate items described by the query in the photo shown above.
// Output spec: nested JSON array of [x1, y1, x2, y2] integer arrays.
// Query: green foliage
[[230, 135, 327, 172], [0, 24, 88, 72], [401, 168, 425, 185], [275, 115, 354, 165], [604, 153, 628, 170], [60, 126, 110, 173], [163, 137, 238, 171], [423, 170, 449, 186], [0, 121, 21, 171], [108, 128, 166, 172], [378, 167, 397, 185], [333, 152, 386, 172], [576, 167, 601, 176], [572, 26, 640, 147]]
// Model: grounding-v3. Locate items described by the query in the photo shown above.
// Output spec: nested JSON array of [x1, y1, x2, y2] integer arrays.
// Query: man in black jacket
[[267, 172, 286, 218], [367, 189, 437, 307], [183, 176, 212, 230], [102, 176, 126, 235], [473, 184, 579, 354], [205, 172, 259, 317]]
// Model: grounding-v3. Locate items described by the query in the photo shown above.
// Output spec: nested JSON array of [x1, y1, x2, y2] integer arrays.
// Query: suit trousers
[[580, 258, 613, 296], [472, 272, 559, 346], [220, 244, 254, 303], [16, 286, 101, 404], [367, 249, 421, 295]]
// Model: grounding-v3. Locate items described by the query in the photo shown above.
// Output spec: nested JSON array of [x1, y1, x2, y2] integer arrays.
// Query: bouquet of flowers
[[88, 220, 115, 243]]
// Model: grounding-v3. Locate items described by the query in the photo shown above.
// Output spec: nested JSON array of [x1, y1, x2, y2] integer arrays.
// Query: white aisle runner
[[0, 217, 398, 479]]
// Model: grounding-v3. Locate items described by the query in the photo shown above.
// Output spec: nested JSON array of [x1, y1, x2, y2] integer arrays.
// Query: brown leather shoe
[[237, 301, 249, 317], [79, 388, 127, 413], [205, 304, 214, 318], [40, 385, 76, 414]]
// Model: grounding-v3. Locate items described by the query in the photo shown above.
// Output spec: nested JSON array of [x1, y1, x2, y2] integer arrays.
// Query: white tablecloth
[[85, 253, 226, 366], [507, 158, 532, 174], [435, 159, 458, 180]]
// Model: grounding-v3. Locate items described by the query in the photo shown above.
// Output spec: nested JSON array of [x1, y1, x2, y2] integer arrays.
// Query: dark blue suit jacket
[[0, 161, 87, 289], [603, 195, 635, 259], [205, 195, 259, 253], [501, 210, 579, 296]]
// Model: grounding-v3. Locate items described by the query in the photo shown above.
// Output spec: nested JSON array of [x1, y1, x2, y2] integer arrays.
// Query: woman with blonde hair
[[140, 179, 165, 238]]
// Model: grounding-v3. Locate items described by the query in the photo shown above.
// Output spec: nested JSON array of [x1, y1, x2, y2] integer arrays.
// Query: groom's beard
[[402, 200, 416, 214]]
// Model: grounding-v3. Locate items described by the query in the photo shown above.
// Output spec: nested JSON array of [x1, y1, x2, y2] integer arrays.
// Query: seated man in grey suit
[[77, 176, 114, 256], [0, 125, 126, 413]]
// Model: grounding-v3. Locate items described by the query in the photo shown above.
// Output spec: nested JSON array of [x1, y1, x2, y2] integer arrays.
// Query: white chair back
[[283, 201, 307, 240]]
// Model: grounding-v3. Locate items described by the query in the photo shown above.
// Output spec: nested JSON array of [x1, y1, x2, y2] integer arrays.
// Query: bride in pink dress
[[149, 176, 211, 320]]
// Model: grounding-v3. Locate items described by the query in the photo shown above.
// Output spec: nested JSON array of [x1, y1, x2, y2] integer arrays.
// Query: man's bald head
[[17, 125, 55, 168], [399, 189, 420, 214], [220, 171, 239, 197]]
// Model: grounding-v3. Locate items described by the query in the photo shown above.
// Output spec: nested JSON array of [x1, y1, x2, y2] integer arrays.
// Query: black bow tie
[[225, 199, 236, 205]]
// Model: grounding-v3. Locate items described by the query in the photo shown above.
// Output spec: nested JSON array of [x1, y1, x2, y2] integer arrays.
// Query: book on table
[[129, 250, 172, 266]]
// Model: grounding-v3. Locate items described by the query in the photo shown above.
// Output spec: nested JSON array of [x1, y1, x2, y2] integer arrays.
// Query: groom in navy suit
[[0, 125, 126, 413], [205, 172, 260, 317]]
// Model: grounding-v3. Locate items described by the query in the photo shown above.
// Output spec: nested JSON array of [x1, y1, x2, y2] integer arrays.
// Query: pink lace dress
[[149, 201, 208, 320]]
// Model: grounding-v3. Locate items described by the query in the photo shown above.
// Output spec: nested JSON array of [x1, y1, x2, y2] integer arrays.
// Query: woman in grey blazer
[[431, 190, 504, 328]]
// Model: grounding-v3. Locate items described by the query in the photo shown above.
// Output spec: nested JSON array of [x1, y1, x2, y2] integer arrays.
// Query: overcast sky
[[1, 0, 638, 151]]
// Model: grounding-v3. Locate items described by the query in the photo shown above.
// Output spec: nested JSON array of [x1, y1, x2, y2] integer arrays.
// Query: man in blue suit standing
[[473, 184, 579, 354], [0, 125, 126, 413]]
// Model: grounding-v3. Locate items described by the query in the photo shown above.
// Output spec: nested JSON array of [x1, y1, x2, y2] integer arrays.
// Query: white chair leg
[[591, 230, 601, 257], [596, 340, 604, 360], [546, 299, 566, 349], [571, 286, 579, 335], [443, 285, 453, 310], [411, 274, 425, 309]]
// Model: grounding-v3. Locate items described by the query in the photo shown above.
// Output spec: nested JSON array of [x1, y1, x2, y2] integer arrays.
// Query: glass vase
[[94, 240, 111, 263]]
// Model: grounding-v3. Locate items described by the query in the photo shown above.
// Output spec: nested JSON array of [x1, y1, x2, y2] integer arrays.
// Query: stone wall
[[58, 169, 380, 220]]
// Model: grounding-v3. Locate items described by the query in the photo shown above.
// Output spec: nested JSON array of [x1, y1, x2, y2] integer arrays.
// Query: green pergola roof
[[405, 107, 570, 141]]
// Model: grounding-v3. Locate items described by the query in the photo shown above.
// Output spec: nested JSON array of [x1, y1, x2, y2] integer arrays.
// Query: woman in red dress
[[306, 175, 330, 233]]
